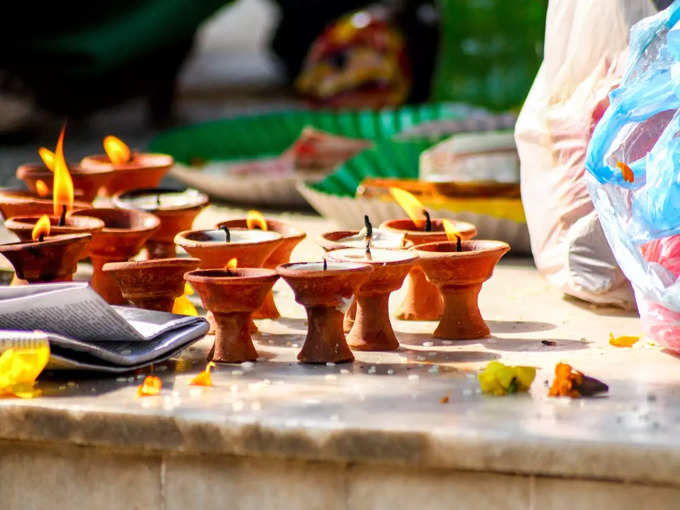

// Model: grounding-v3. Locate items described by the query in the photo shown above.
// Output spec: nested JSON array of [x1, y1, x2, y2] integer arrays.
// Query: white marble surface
[[1, 205, 679, 489]]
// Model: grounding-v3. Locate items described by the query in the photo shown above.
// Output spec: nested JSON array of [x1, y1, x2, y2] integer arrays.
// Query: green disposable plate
[[310, 139, 432, 197], [147, 103, 465, 165]]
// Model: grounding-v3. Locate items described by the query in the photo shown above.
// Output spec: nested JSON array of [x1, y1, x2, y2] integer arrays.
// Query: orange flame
[[190, 362, 216, 387], [226, 258, 238, 271], [389, 188, 427, 228], [442, 219, 460, 242], [52, 126, 74, 217], [103, 135, 131, 165], [38, 147, 55, 171], [136, 375, 162, 397], [32, 215, 51, 241], [246, 210, 268, 230], [35, 180, 50, 197]]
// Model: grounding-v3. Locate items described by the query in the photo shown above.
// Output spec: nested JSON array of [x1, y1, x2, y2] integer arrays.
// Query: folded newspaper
[[0, 282, 209, 372]]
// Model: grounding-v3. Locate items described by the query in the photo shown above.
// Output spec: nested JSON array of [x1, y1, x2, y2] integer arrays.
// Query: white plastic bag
[[515, 0, 656, 308]]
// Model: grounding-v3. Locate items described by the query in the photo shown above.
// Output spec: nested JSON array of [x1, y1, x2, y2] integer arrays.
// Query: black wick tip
[[38, 233, 45, 242], [156, 194, 161, 206], [424, 210, 432, 232], [456, 235, 462, 252], [58, 204, 67, 227], [323, 258, 327, 271], [364, 214, 373, 239], [220, 225, 230, 242]]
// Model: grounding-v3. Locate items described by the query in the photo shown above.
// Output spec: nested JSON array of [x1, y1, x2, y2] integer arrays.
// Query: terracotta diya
[[17, 163, 114, 203], [278, 261, 372, 363], [71, 208, 160, 304], [328, 248, 418, 351], [103, 257, 200, 312], [80, 135, 173, 196], [185, 268, 279, 363], [217, 215, 306, 320], [113, 188, 209, 259], [415, 240, 510, 339], [0, 190, 90, 220], [5, 214, 105, 243], [0, 233, 91, 284]]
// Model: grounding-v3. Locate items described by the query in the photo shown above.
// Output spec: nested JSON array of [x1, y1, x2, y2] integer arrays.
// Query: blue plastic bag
[[586, 1, 680, 350]]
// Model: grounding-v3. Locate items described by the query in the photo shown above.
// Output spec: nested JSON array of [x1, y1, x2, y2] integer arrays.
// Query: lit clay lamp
[[70, 208, 160, 304], [80, 135, 173, 196], [380, 188, 477, 320], [216, 211, 306, 320], [278, 260, 372, 363], [113, 187, 209, 259], [0, 215, 91, 284], [102, 257, 201, 312], [185, 260, 279, 363], [329, 247, 418, 351], [0, 190, 90, 220], [415, 239, 509, 339]]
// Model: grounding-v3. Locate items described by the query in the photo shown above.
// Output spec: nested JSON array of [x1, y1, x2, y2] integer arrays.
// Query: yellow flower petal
[[609, 333, 640, 348]]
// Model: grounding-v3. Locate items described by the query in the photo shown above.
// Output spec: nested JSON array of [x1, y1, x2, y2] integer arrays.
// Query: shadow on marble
[[400, 347, 499, 364], [487, 319, 556, 333], [396, 332, 481, 348], [481, 337, 589, 352]]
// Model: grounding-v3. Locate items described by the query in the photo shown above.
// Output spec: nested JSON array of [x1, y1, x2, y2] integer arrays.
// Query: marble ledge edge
[[0, 406, 679, 487]]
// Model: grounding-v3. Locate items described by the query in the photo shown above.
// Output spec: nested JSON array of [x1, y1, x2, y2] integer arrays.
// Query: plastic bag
[[586, 1, 680, 351], [515, 0, 656, 309]]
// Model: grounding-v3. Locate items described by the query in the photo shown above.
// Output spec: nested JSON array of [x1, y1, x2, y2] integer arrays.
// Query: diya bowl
[[17, 163, 114, 202], [0, 190, 90, 220], [278, 261, 372, 363], [0, 233, 91, 284], [80, 153, 173, 196], [174, 228, 283, 269], [217, 218, 306, 320], [185, 268, 279, 363], [5, 214, 105, 249], [71, 208, 160, 304], [103, 257, 200, 312], [415, 240, 510, 339], [380, 218, 477, 321], [113, 188, 210, 259], [328, 248, 418, 351]]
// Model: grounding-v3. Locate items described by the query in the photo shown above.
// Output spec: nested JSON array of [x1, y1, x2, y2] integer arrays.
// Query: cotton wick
[[424, 210, 432, 232], [156, 194, 161, 206], [323, 258, 327, 271], [456, 235, 462, 252], [58, 205, 67, 226], [38, 233, 45, 242], [364, 214, 373, 240], [220, 225, 231, 242]]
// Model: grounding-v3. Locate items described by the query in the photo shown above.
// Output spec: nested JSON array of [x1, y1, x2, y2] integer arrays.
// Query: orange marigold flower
[[137, 375, 162, 397], [548, 363, 583, 398]]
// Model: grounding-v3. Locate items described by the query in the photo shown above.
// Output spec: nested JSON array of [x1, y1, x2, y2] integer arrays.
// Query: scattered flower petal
[[478, 361, 535, 396], [190, 362, 216, 387], [609, 333, 640, 347], [137, 375, 162, 397]]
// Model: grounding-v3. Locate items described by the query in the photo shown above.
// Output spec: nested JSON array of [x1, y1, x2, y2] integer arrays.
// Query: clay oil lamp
[[185, 259, 279, 363], [102, 257, 200, 312], [113, 187, 209, 259], [380, 188, 477, 321], [0, 215, 91, 284], [318, 215, 410, 252], [328, 247, 418, 351], [80, 135, 173, 196], [415, 239, 510, 339], [70, 208, 160, 304], [0, 190, 90, 220], [278, 260, 372, 363], [216, 210, 306, 320]]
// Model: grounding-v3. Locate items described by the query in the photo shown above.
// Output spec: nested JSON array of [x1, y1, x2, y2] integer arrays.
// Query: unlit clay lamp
[[328, 248, 418, 351], [217, 217, 306, 320], [0, 190, 90, 220], [80, 135, 173, 196], [185, 268, 279, 363], [17, 163, 114, 203], [113, 187, 209, 259], [0, 233, 91, 284], [103, 257, 200, 312], [278, 261, 372, 363], [381, 217, 477, 320], [415, 240, 509, 339], [71, 208, 160, 304]]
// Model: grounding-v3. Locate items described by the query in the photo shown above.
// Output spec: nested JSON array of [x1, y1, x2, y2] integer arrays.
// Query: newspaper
[[0, 282, 209, 372]]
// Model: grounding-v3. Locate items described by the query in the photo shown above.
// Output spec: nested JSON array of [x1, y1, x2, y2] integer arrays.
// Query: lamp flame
[[226, 258, 238, 271], [39, 147, 55, 171], [246, 210, 268, 230], [103, 135, 132, 165], [53, 125, 74, 217], [389, 188, 427, 229], [442, 219, 459, 242], [35, 180, 50, 197], [32, 214, 51, 241]]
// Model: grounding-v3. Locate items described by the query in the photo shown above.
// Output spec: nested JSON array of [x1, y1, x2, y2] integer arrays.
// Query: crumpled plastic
[[0, 335, 50, 399], [586, 1, 680, 352]]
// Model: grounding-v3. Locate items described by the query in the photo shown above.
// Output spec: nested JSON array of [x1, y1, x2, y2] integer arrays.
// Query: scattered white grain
[[326, 362, 336, 367], [340, 369, 351, 375], [241, 361, 255, 371], [367, 366, 376, 374], [387, 369, 394, 375], [231, 370, 243, 377]]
